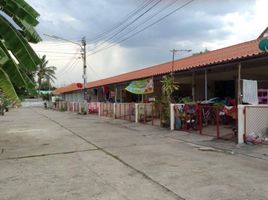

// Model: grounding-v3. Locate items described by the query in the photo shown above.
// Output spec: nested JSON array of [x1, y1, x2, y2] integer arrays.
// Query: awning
[[125, 78, 154, 94]]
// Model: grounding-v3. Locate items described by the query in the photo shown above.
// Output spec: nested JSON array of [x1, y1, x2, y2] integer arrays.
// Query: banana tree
[[0, 0, 41, 104]]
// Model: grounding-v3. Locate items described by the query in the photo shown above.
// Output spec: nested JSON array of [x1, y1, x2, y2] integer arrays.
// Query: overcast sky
[[27, 0, 268, 87]]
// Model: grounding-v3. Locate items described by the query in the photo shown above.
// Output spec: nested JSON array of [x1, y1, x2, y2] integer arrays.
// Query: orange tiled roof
[[53, 83, 83, 94], [86, 38, 266, 89]]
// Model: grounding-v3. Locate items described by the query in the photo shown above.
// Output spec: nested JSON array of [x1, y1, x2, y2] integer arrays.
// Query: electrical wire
[[56, 59, 78, 76], [91, 0, 162, 50], [89, 0, 155, 42], [90, 0, 178, 52], [56, 49, 81, 74], [56, 55, 80, 74], [86, 61, 101, 80], [57, 58, 80, 78], [35, 50, 81, 55], [88, 0, 194, 56]]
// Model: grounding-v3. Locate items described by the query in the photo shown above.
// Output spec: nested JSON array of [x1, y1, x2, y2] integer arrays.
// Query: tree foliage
[[0, 0, 41, 104], [161, 75, 179, 102], [160, 74, 179, 124], [36, 55, 56, 91]]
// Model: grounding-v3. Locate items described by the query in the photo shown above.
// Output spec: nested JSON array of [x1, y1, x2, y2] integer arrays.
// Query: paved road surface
[[0, 108, 267, 200]]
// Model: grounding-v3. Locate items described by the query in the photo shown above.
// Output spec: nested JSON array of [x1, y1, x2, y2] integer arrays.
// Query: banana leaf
[[0, 15, 40, 70], [20, 69, 35, 89], [0, 68, 20, 104], [2, 60, 27, 89], [0, 47, 9, 65], [0, 41, 27, 87], [0, 0, 41, 43], [0, 0, 39, 27], [13, 0, 40, 18], [15, 18, 41, 43]]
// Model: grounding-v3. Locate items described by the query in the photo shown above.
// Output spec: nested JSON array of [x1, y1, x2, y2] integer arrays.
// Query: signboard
[[125, 78, 154, 94], [258, 39, 268, 51]]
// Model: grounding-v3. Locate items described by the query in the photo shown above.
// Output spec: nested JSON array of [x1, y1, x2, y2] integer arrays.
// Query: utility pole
[[81, 37, 87, 100], [170, 49, 191, 75], [43, 34, 88, 101]]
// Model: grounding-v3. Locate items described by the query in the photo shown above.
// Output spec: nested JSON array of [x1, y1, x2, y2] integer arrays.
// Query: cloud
[[26, 0, 267, 87]]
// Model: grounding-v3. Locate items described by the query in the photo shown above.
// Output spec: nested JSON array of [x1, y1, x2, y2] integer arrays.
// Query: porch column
[[192, 71, 196, 101], [237, 63, 242, 104], [205, 70, 208, 101], [115, 87, 118, 103], [120, 86, 123, 102], [170, 104, 175, 131], [135, 103, 139, 123]]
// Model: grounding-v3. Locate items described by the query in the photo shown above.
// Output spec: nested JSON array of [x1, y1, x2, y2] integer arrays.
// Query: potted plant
[[160, 75, 179, 128]]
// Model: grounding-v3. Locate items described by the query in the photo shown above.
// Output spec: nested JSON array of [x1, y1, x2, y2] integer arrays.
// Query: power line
[[90, 0, 162, 50], [35, 50, 81, 55], [56, 59, 79, 76], [34, 42, 81, 47], [88, 0, 194, 56], [42, 58, 76, 61], [56, 49, 81, 74], [90, 0, 154, 42], [90, 0, 178, 53], [43, 34, 82, 47], [57, 58, 80, 78], [37, 53, 81, 58], [86, 61, 101, 80]]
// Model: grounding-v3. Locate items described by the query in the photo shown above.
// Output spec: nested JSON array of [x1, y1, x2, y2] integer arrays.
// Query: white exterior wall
[[63, 90, 84, 102], [238, 105, 268, 144]]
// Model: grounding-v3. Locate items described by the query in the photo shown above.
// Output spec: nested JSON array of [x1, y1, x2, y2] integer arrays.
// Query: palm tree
[[37, 55, 56, 92], [0, 0, 41, 104]]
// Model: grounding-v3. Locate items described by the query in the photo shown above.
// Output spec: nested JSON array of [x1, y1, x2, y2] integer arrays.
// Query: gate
[[173, 103, 237, 140], [199, 105, 237, 140]]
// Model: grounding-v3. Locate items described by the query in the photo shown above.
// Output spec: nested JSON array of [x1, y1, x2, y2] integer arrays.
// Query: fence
[[98, 102, 162, 125], [67, 102, 74, 112], [137, 103, 162, 126], [53, 101, 238, 140], [99, 103, 114, 118], [57, 101, 67, 111], [88, 102, 100, 114], [171, 103, 237, 140], [114, 103, 136, 122], [244, 106, 268, 138], [173, 103, 198, 131], [55, 101, 89, 114], [199, 105, 237, 140], [21, 99, 44, 107]]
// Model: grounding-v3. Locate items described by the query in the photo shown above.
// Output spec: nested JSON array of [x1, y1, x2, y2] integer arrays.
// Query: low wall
[[238, 105, 268, 144], [21, 99, 44, 107]]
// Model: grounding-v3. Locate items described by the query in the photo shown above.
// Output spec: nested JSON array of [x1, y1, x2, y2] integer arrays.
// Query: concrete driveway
[[0, 108, 267, 200]]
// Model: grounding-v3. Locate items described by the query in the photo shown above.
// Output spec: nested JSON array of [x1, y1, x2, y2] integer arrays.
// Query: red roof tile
[[56, 37, 267, 94], [86, 38, 266, 89], [54, 83, 83, 94]]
